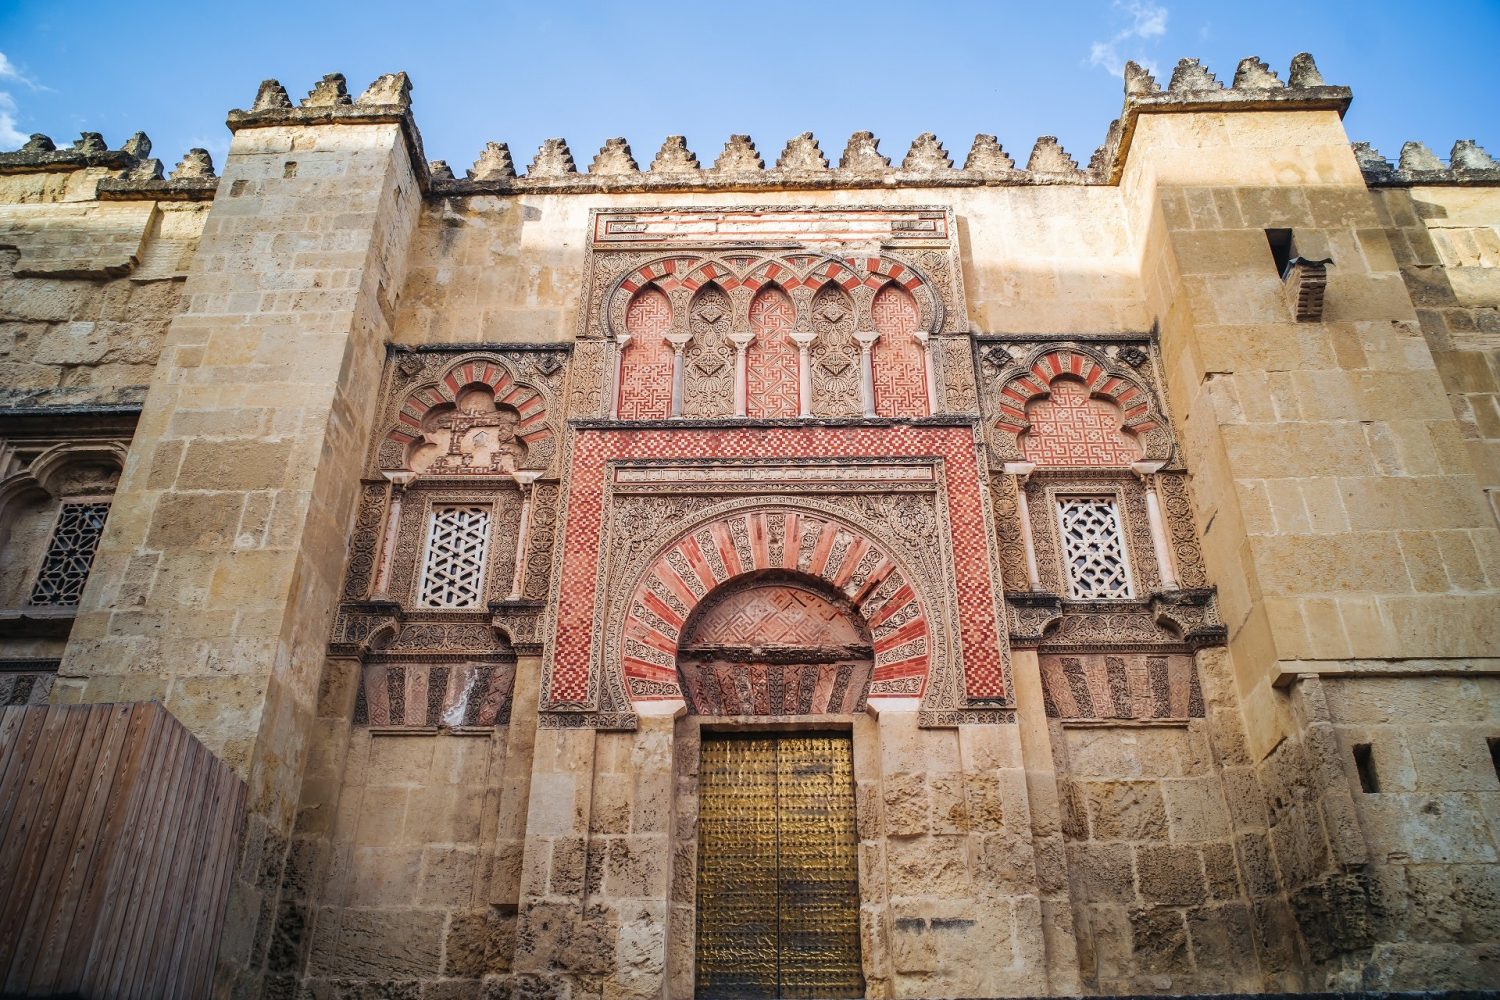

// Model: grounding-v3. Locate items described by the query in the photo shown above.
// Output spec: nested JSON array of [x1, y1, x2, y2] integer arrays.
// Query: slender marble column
[[609, 333, 632, 419], [1004, 462, 1041, 590], [665, 334, 692, 418], [854, 330, 880, 418], [729, 332, 755, 417], [790, 331, 817, 417], [1132, 460, 1178, 590], [508, 470, 542, 600], [372, 470, 416, 599]]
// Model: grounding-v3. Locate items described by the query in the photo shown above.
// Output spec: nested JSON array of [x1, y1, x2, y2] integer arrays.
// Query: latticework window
[[29, 501, 110, 606], [1056, 496, 1133, 600], [419, 506, 491, 609]]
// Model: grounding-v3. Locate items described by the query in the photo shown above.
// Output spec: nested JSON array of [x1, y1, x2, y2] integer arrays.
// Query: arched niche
[[0, 442, 125, 609], [379, 356, 553, 475], [992, 348, 1170, 464], [618, 284, 674, 420], [618, 508, 932, 709], [676, 571, 873, 717], [1020, 376, 1143, 467]]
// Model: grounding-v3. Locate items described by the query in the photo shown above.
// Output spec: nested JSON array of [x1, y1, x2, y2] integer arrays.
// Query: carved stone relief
[[978, 339, 1174, 467], [810, 284, 861, 417], [683, 284, 735, 418], [371, 348, 566, 478]]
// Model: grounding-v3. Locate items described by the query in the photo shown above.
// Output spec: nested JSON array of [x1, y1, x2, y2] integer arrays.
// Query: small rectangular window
[[419, 505, 491, 609], [1488, 738, 1500, 785], [30, 500, 111, 607], [1353, 743, 1379, 793], [1056, 496, 1134, 600], [1266, 228, 1295, 278]]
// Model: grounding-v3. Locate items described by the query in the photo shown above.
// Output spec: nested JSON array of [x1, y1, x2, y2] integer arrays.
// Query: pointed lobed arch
[[620, 508, 931, 704], [994, 349, 1163, 467], [383, 357, 551, 470]]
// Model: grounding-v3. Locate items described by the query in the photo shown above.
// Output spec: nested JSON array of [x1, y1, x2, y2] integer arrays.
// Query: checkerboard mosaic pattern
[[547, 424, 1007, 706]]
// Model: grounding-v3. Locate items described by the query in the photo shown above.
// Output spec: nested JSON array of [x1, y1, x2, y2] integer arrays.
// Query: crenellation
[[427, 159, 455, 181], [1123, 60, 1160, 96], [1088, 119, 1124, 177], [1025, 135, 1083, 178], [776, 131, 829, 172], [1287, 51, 1325, 88], [963, 133, 1016, 173], [527, 137, 577, 177], [1351, 141, 1395, 182], [839, 130, 891, 174], [1451, 138, 1498, 173], [21, 133, 55, 153], [1167, 57, 1224, 93], [252, 78, 293, 111], [902, 132, 954, 173], [170, 147, 215, 180], [590, 136, 640, 175], [713, 134, 763, 173], [1356, 138, 1500, 186], [649, 135, 700, 174], [469, 141, 518, 180], [302, 72, 352, 108], [1400, 141, 1444, 173], [1233, 56, 1284, 90], [70, 131, 108, 154], [357, 71, 412, 107]]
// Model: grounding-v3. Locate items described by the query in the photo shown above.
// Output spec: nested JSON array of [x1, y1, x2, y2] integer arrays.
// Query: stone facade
[[0, 55, 1498, 999]]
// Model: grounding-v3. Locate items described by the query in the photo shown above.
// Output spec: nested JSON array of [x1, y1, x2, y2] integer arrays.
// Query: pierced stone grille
[[419, 506, 491, 609], [29, 501, 110, 607], [1056, 496, 1133, 600]]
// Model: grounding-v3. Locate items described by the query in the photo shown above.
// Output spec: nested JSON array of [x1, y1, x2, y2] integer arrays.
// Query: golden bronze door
[[695, 733, 863, 999]]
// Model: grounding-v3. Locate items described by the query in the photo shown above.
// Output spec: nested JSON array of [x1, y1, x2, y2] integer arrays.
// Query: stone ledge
[[97, 176, 218, 201]]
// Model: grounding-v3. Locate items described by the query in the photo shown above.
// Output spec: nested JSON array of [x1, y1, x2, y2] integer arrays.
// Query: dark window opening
[[1353, 743, 1379, 793], [1266, 228, 1295, 278], [1488, 737, 1500, 784]]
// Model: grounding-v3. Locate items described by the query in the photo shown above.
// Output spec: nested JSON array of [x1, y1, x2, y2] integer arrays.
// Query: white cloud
[[0, 93, 26, 148], [0, 52, 42, 150], [1088, 1, 1169, 76]]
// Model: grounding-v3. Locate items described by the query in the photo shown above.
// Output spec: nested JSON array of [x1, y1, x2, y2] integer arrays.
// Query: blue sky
[[1, 1, 1496, 174]]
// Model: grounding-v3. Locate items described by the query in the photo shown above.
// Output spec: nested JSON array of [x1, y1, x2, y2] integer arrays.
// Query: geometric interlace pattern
[[619, 286, 675, 420], [870, 283, 927, 417], [746, 287, 799, 418], [1056, 496, 1133, 600], [419, 506, 491, 609], [29, 501, 110, 606], [1023, 378, 1141, 467]]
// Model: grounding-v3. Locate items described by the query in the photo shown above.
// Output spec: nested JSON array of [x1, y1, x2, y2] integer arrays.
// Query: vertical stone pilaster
[[52, 82, 423, 994], [1010, 649, 1083, 993]]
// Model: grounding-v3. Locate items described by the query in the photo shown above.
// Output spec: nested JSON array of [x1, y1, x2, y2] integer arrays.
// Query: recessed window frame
[[1054, 493, 1136, 601]]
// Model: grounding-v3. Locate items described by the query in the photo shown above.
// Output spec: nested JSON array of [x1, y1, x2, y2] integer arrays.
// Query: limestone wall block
[[331, 906, 445, 979], [1084, 780, 1168, 841], [885, 834, 973, 899], [1161, 776, 1233, 842]]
